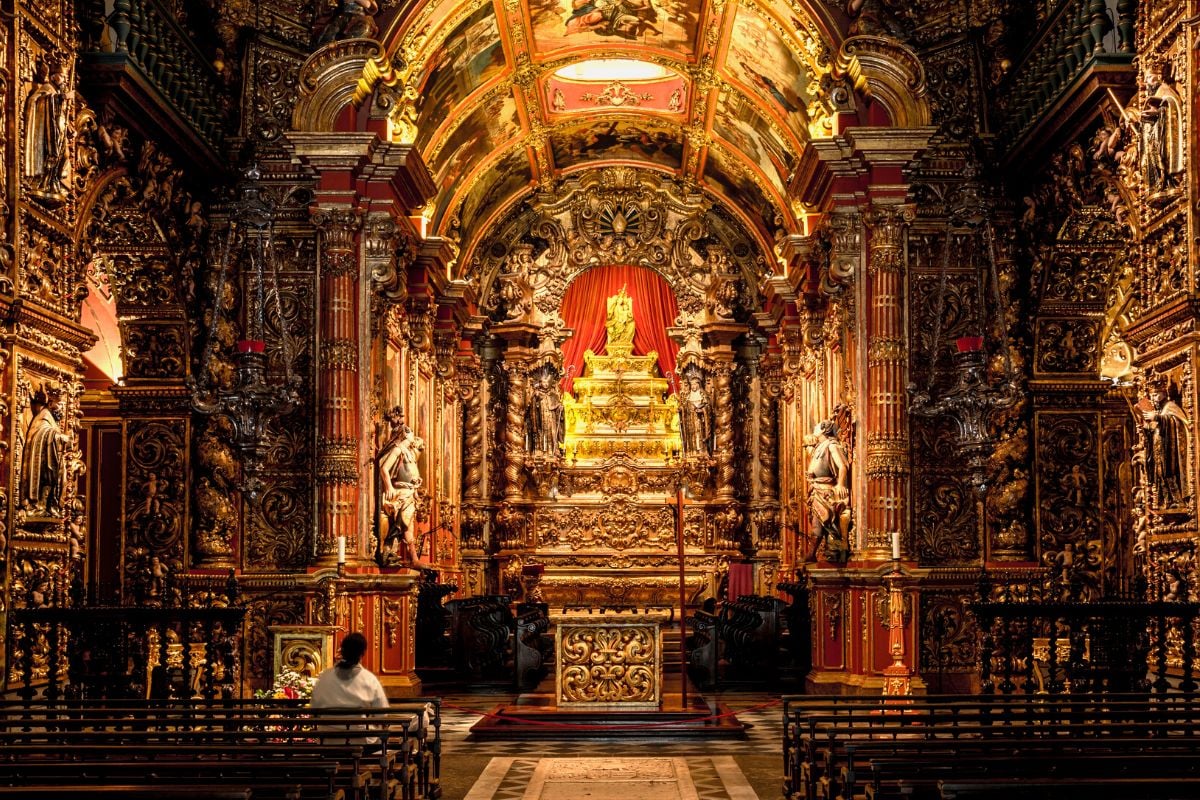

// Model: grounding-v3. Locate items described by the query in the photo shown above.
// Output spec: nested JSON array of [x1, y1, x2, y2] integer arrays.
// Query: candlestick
[[892, 530, 901, 561], [337, 535, 346, 564]]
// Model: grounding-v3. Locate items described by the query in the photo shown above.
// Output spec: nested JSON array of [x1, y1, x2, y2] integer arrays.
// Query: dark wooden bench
[[865, 753, 1200, 800], [783, 694, 1200, 800], [0, 700, 442, 800], [0, 789, 258, 800], [938, 777, 1200, 799]]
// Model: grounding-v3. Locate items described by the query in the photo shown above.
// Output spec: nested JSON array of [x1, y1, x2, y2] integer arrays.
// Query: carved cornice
[[293, 39, 387, 132], [834, 36, 932, 128], [7, 299, 98, 355]]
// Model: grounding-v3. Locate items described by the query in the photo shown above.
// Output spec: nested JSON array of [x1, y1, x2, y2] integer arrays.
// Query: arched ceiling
[[378, 0, 843, 255]]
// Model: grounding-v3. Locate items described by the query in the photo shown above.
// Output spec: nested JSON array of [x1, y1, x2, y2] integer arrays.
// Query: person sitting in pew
[[311, 632, 388, 745]]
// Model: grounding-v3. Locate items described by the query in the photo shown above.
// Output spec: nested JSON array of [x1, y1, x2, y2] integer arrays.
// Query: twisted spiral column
[[503, 360, 528, 502], [711, 358, 736, 501]]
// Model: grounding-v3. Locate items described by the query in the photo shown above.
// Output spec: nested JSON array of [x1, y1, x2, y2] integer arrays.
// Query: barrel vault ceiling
[[378, 0, 843, 250]]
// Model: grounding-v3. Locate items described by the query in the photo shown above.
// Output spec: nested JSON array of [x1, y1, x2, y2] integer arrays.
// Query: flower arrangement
[[255, 669, 317, 700]]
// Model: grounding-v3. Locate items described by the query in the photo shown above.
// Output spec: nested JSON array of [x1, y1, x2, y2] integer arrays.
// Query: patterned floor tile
[[461, 756, 758, 800]]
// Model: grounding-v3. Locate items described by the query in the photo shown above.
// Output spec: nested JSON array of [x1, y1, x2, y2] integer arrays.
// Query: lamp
[[191, 165, 302, 504], [909, 163, 1019, 499]]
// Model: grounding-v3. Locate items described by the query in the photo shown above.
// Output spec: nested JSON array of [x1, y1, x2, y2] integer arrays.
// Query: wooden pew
[[0, 702, 442, 800], [866, 753, 1200, 800], [783, 694, 1200, 800], [0, 789, 258, 800], [939, 777, 1200, 800]]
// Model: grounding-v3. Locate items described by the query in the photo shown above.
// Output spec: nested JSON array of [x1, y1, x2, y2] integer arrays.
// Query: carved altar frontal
[[555, 611, 666, 709]]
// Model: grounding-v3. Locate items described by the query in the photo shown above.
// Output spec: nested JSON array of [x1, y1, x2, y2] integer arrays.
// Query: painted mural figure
[[21, 385, 69, 518], [1143, 386, 1191, 508], [805, 420, 852, 564], [565, 0, 662, 40], [378, 408, 430, 568], [680, 374, 711, 456]]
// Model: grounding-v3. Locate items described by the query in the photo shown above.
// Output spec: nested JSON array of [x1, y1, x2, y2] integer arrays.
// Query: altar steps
[[466, 676, 747, 740]]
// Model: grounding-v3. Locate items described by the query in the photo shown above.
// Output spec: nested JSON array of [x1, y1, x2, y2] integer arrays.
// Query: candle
[[955, 336, 984, 353], [337, 535, 346, 564], [892, 531, 901, 561]]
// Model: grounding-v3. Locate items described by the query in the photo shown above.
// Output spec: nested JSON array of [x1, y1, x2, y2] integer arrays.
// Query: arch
[[834, 35, 931, 128], [462, 167, 773, 323], [292, 38, 391, 132]]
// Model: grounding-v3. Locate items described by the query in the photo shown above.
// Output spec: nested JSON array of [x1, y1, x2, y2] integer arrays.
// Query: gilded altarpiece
[[1127, 0, 1200, 636], [457, 168, 777, 607]]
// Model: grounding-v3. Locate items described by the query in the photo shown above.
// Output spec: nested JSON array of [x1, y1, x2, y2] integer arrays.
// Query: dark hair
[[338, 632, 368, 667], [817, 420, 838, 438]]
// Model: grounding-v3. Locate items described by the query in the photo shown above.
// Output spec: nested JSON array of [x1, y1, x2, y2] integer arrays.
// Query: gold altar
[[555, 610, 667, 710], [563, 287, 681, 464], [499, 289, 731, 610]]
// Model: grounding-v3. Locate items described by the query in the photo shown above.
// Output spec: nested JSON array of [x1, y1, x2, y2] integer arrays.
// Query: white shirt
[[310, 663, 389, 745], [310, 663, 389, 709]]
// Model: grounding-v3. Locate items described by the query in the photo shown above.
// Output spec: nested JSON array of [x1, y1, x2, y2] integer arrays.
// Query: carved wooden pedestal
[[555, 611, 666, 710]]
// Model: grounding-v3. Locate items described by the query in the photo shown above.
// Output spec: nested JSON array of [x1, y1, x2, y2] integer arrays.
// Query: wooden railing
[[10, 577, 244, 702], [998, 0, 1135, 146], [971, 569, 1198, 695], [79, 0, 225, 154]]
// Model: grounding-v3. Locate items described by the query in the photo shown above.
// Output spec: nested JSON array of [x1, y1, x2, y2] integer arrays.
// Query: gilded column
[[711, 357, 736, 501], [502, 356, 529, 502], [457, 355, 488, 596], [863, 203, 913, 558], [311, 207, 365, 563], [459, 358, 485, 506]]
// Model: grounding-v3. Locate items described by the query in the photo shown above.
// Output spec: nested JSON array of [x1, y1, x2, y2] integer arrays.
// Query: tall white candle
[[892, 531, 901, 561], [337, 535, 346, 564]]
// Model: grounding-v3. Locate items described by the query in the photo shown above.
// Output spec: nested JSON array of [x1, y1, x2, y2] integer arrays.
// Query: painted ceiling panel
[[712, 87, 794, 196], [414, 3, 508, 152], [723, 3, 817, 147], [549, 115, 684, 172], [702, 140, 781, 241], [448, 144, 536, 234], [429, 91, 521, 187], [525, 0, 702, 56], [543, 63, 687, 115]]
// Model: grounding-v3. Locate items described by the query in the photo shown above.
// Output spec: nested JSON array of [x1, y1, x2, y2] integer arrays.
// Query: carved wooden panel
[[1035, 411, 1103, 596]]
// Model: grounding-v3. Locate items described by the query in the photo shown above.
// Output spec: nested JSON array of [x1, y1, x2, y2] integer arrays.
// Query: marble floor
[[435, 691, 782, 800]]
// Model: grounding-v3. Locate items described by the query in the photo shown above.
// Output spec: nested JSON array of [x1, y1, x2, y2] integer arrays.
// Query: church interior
[[2, 0, 1199, 797]]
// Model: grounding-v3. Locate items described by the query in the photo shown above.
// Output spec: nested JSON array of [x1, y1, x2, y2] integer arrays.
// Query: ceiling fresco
[[381, 0, 840, 258]]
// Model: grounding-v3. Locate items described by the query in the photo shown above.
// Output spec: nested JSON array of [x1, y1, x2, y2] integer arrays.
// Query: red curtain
[[559, 265, 680, 394]]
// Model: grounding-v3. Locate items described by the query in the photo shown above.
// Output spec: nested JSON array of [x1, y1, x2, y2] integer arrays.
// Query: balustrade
[[81, 0, 225, 152], [1000, 0, 1135, 147], [972, 569, 1196, 695]]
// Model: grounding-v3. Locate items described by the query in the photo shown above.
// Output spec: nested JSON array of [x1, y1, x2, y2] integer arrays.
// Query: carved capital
[[827, 210, 863, 288], [365, 215, 414, 304], [404, 296, 435, 354], [310, 206, 364, 278], [864, 204, 914, 274]]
